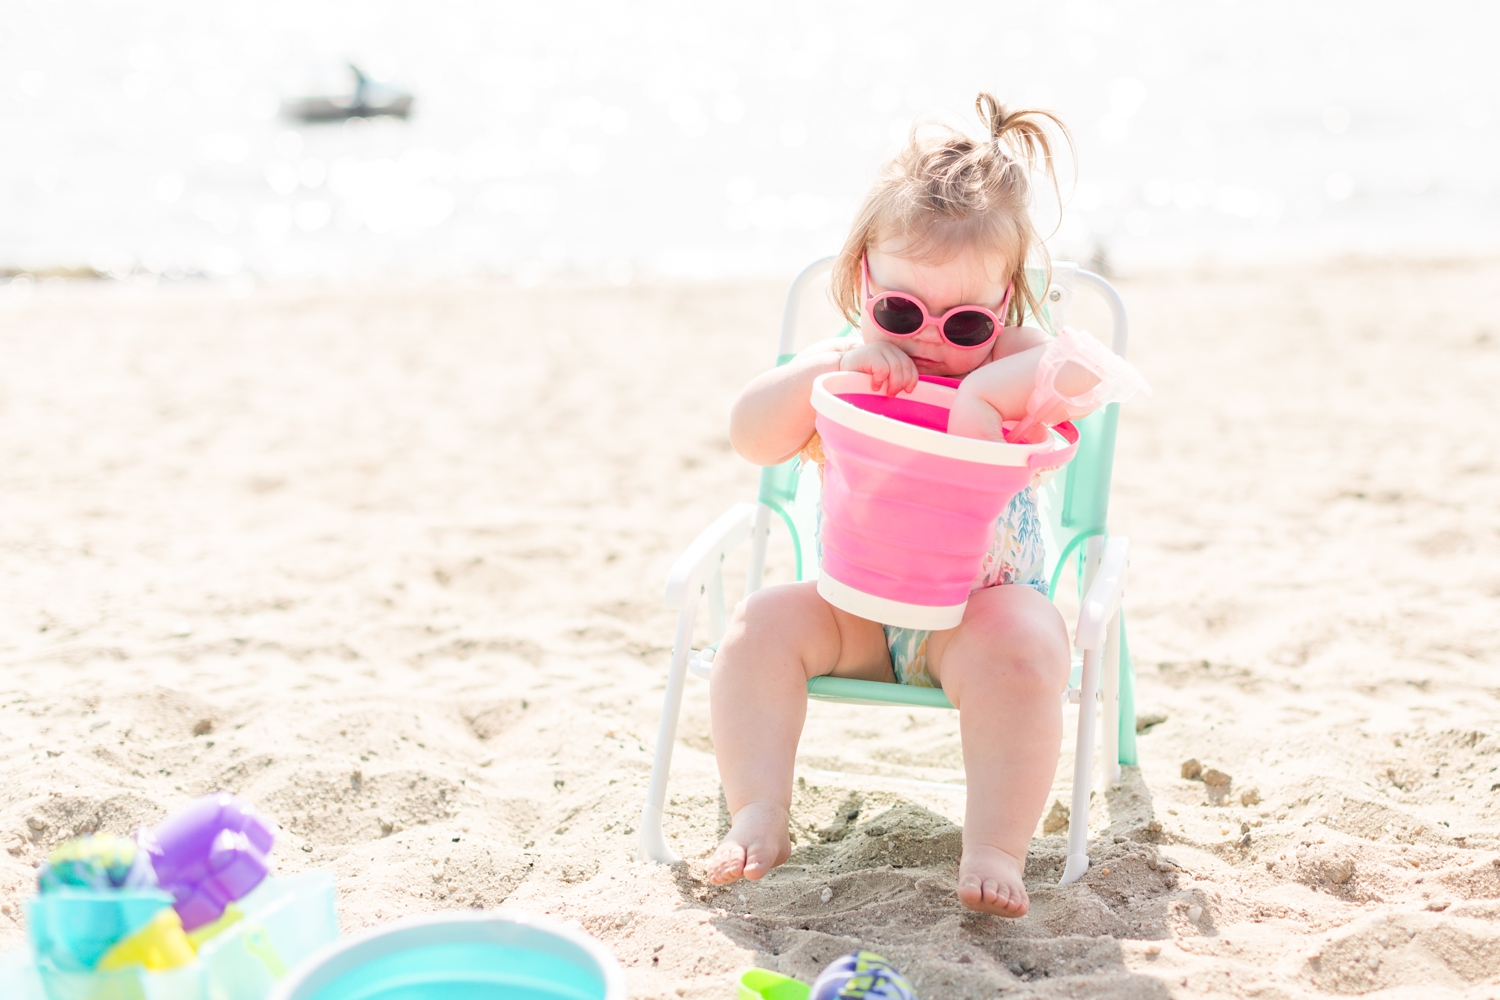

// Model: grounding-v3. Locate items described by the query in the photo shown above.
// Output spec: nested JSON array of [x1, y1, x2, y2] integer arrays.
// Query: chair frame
[[638, 258, 1134, 886]]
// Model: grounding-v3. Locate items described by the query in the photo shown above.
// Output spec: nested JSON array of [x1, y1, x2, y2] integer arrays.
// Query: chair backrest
[[755, 259, 1127, 600]]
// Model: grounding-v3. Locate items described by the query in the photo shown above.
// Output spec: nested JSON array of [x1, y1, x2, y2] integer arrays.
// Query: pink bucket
[[810, 372, 1079, 630]]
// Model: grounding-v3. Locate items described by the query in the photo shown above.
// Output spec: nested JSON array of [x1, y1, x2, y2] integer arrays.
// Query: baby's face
[[862, 245, 1013, 378]]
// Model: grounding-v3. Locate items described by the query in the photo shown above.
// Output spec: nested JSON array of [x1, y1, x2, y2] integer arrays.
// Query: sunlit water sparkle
[[2, 0, 1497, 287]]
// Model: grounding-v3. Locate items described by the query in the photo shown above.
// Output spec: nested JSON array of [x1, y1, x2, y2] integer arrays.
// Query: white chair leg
[[1101, 610, 1122, 789], [637, 605, 698, 862], [1060, 645, 1101, 885], [744, 503, 772, 596]]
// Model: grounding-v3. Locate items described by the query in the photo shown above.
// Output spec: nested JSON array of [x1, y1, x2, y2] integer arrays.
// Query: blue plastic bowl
[[266, 912, 624, 1000]]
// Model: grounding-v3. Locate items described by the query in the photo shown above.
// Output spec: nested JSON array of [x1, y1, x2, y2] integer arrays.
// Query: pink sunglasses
[[862, 255, 1012, 350]]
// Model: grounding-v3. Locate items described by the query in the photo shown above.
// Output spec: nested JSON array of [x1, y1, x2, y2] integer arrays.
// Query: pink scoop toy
[[137, 792, 277, 931], [810, 371, 1079, 630], [1003, 326, 1151, 443]]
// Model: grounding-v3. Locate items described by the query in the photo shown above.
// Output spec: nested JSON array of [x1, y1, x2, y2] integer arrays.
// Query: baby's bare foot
[[958, 844, 1030, 917], [705, 801, 791, 885]]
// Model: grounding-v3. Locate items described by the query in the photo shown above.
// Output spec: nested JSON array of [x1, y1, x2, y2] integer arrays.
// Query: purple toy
[[137, 793, 277, 931]]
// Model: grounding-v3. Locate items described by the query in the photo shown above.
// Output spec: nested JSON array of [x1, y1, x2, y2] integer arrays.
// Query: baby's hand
[[838, 342, 918, 396]]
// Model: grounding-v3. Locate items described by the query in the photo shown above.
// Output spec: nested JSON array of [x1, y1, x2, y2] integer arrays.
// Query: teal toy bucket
[[0, 873, 338, 1000], [266, 912, 625, 1000], [25, 888, 175, 971]]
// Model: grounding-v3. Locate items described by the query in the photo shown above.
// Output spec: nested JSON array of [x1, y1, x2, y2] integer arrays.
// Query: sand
[[2, 259, 1499, 999]]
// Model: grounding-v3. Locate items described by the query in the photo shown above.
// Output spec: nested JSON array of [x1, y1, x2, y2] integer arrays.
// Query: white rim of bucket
[[811, 371, 1069, 468], [818, 574, 966, 631], [265, 910, 626, 1000]]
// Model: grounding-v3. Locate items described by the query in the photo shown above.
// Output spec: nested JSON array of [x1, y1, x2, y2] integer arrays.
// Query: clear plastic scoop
[[1004, 327, 1152, 443]]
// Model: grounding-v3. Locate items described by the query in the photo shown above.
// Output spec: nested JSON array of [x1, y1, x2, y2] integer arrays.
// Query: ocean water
[[2, 0, 1497, 286]]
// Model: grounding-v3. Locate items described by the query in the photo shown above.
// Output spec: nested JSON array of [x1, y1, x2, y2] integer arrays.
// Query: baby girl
[[706, 94, 1111, 917]]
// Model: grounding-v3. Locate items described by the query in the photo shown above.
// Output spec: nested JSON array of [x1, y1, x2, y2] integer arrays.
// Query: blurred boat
[[280, 63, 413, 122]]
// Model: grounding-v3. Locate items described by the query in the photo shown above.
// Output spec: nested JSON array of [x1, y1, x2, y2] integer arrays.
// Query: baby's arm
[[949, 336, 1103, 441], [730, 339, 920, 466]]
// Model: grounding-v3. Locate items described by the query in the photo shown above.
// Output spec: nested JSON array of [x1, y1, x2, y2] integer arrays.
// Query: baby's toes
[[705, 843, 747, 885], [956, 869, 1030, 917], [741, 838, 779, 880], [996, 883, 1028, 917]]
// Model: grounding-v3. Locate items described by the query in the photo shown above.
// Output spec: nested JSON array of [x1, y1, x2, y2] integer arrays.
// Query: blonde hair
[[831, 93, 1072, 329]]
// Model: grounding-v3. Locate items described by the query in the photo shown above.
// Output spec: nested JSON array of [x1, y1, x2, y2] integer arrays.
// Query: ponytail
[[974, 92, 1071, 209]]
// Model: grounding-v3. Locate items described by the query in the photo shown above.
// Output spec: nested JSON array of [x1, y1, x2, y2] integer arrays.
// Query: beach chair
[[638, 258, 1137, 886]]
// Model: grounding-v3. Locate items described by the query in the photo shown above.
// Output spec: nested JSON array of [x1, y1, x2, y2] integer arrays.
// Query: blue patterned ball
[[810, 951, 916, 1000], [37, 833, 156, 893]]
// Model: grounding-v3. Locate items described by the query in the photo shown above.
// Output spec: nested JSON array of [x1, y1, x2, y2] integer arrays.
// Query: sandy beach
[[2, 259, 1499, 999]]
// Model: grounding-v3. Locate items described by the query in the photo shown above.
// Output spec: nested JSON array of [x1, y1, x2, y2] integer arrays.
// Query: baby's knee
[[720, 582, 826, 653], [969, 603, 1070, 692], [1010, 636, 1071, 694], [732, 584, 802, 631]]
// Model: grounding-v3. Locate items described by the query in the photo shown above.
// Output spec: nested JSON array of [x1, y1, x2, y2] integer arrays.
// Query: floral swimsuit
[[881, 486, 1048, 687], [801, 432, 1049, 688]]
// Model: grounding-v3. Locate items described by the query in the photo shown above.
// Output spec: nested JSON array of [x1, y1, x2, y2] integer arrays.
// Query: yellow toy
[[95, 907, 195, 972]]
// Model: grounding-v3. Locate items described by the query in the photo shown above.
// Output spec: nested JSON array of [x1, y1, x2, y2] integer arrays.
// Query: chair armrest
[[664, 503, 756, 610], [1074, 536, 1129, 651]]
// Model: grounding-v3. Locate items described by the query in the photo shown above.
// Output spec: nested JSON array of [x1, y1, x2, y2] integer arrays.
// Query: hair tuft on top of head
[[974, 93, 1063, 180]]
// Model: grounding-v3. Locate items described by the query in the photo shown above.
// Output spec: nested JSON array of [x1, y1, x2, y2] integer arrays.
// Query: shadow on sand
[[669, 765, 1223, 996]]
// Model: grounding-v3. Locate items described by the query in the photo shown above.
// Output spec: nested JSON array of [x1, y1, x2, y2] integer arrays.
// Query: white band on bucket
[[817, 573, 967, 631], [811, 371, 1070, 467]]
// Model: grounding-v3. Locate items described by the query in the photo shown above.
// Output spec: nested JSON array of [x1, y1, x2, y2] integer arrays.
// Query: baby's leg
[[706, 581, 889, 884], [927, 585, 1070, 917]]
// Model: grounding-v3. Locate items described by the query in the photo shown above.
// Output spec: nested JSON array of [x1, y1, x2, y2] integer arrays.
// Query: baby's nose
[[914, 321, 945, 344]]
